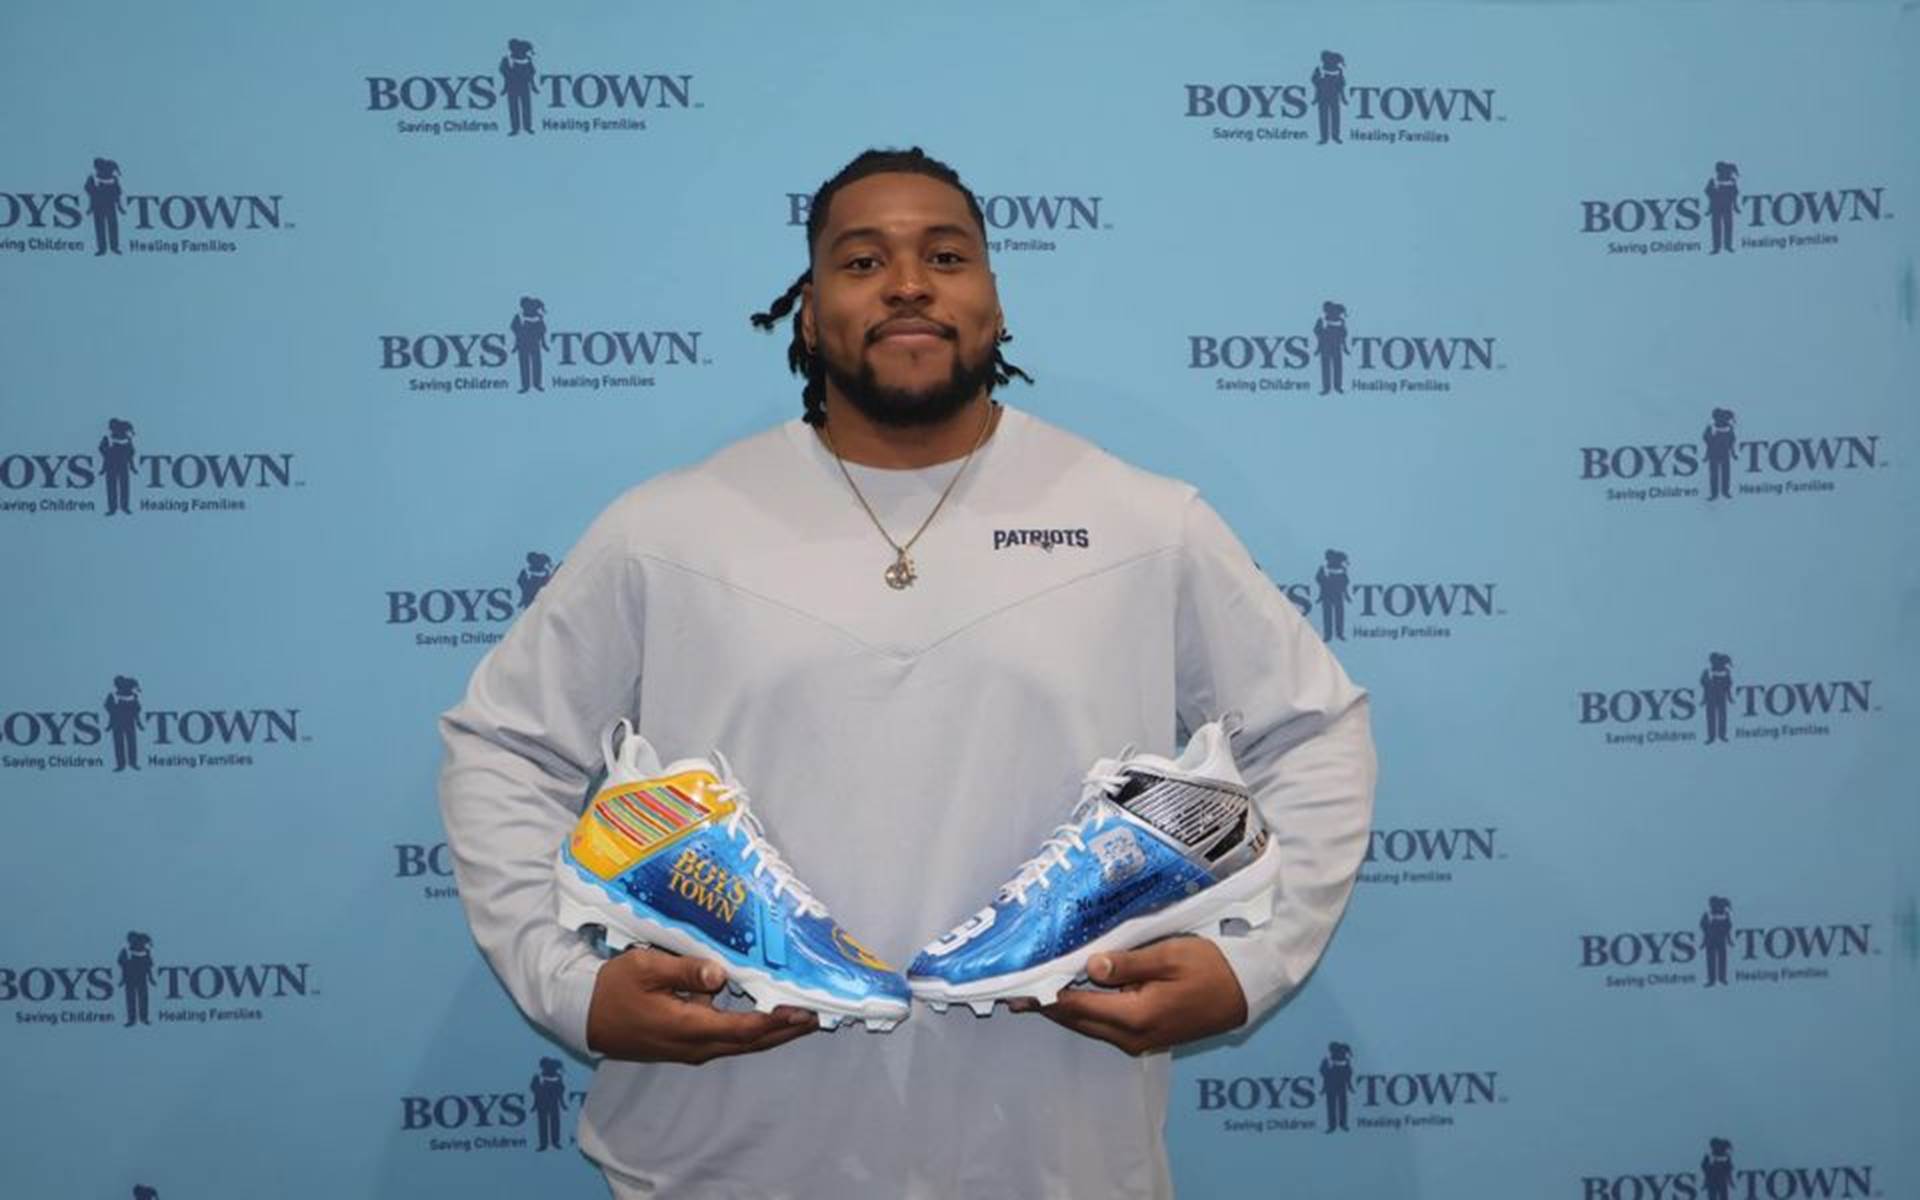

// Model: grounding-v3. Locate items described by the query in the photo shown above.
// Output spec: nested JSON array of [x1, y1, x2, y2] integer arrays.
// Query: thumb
[[647, 952, 726, 995], [1087, 944, 1171, 987]]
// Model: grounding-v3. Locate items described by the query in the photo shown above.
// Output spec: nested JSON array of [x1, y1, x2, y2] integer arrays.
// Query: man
[[439, 148, 1375, 1198]]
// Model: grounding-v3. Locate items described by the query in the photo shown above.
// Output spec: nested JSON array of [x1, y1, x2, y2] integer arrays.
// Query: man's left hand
[[1017, 936, 1247, 1055]]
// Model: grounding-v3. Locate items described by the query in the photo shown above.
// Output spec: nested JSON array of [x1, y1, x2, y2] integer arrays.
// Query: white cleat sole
[[910, 839, 1281, 1013], [556, 855, 909, 1032]]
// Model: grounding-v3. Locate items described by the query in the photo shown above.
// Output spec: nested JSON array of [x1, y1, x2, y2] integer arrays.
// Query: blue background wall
[[3, 2, 1916, 1196]]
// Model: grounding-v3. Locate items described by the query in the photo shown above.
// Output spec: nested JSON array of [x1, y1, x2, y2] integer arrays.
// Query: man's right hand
[[585, 946, 817, 1064]]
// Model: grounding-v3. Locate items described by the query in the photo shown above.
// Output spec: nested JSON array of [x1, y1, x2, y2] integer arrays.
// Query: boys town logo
[[0, 157, 289, 257], [394, 841, 459, 901], [787, 190, 1109, 254], [1191, 302, 1502, 398], [1578, 895, 1876, 991], [0, 676, 305, 773], [385, 551, 559, 651], [401, 1058, 586, 1154], [1577, 652, 1875, 748], [1580, 161, 1890, 258], [1583, 1138, 1877, 1200], [0, 419, 302, 517], [1195, 1040, 1502, 1135], [2, 930, 317, 1030], [1359, 824, 1502, 888], [1272, 548, 1503, 643], [1187, 50, 1500, 147], [364, 38, 695, 138], [379, 297, 705, 395], [1581, 409, 1885, 504]]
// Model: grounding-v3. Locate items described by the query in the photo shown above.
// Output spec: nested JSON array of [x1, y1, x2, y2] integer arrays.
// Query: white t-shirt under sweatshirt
[[438, 405, 1376, 1199]]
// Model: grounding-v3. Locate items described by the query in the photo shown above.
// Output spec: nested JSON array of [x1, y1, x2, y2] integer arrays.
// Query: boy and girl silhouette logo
[[1706, 162, 1740, 255], [501, 39, 538, 136], [1310, 52, 1347, 145], [117, 931, 155, 1026], [1699, 653, 1735, 744], [510, 297, 550, 392], [99, 418, 138, 515], [517, 552, 557, 608], [1700, 895, 1735, 987], [1702, 408, 1737, 501], [530, 1057, 570, 1151], [85, 157, 126, 255], [1310, 550, 1353, 642], [105, 675, 144, 771]]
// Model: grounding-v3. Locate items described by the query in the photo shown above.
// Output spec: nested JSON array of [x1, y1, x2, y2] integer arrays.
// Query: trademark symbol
[[1496, 609, 1508, 616], [1103, 223, 1113, 230], [1497, 853, 1509, 860], [286, 222, 297, 230], [695, 102, 705, 109], [701, 358, 713, 366], [302, 735, 313, 743], [1497, 363, 1508, 370], [1497, 115, 1508, 123]]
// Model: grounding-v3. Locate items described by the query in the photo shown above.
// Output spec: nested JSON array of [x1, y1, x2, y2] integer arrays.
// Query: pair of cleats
[[554, 719, 1280, 1033]]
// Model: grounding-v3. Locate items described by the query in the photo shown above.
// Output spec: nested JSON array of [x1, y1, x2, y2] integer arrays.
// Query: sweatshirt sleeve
[[1174, 493, 1377, 1028], [436, 502, 647, 1058]]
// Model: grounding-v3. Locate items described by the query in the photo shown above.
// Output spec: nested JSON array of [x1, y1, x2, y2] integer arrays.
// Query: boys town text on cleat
[[908, 718, 1279, 1012], [556, 722, 910, 1032]]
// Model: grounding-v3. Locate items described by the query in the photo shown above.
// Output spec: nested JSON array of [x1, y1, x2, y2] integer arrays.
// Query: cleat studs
[[863, 1017, 897, 1033], [928, 1001, 950, 1014], [1029, 984, 1062, 1006], [968, 1000, 996, 1017], [816, 1013, 843, 1031]]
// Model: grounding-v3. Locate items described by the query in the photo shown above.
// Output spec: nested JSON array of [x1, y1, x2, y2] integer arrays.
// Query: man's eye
[[931, 251, 967, 266], [845, 255, 881, 272]]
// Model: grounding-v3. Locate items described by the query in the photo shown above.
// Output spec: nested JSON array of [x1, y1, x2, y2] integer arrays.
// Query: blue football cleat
[[556, 722, 910, 1032], [908, 719, 1278, 1013]]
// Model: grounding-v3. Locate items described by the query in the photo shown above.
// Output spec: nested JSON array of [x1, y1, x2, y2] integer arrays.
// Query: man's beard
[[819, 339, 996, 429]]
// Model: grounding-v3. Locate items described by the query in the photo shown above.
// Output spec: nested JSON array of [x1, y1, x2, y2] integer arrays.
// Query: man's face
[[803, 172, 1002, 428]]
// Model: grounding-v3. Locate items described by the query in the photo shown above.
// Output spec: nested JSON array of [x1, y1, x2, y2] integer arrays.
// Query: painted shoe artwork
[[908, 718, 1279, 1014], [556, 721, 911, 1032]]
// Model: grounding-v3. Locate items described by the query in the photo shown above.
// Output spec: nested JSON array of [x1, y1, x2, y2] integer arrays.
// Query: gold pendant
[[884, 552, 917, 590]]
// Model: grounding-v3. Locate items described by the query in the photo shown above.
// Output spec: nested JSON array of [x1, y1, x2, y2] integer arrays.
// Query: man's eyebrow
[[826, 222, 982, 252]]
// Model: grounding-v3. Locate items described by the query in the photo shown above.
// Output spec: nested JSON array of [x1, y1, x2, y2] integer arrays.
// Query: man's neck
[[816, 391, 999, 468]]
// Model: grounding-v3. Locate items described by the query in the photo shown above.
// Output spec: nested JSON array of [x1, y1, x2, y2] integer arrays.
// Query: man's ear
[[800, 281, 816, 353]]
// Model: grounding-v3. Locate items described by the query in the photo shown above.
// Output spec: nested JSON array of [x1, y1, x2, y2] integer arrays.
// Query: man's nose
[[885, 259, 931, 305]]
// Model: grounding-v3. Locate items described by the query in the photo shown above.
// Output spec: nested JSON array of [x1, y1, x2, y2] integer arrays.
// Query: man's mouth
[[868, 318, 953, 344]]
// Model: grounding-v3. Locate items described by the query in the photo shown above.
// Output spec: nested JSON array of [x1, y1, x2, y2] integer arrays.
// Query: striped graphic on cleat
[[1112, 773, 1249, 854], [595, 781, 714, 850]]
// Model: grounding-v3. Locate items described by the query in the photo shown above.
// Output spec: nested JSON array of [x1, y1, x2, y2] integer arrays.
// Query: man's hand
[[585, 946, 817, 1063], [1016, 937, 1247, 1056]]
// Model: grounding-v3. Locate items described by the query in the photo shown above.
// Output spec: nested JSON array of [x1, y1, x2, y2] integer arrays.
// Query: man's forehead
[[816, 173, 982, 245]]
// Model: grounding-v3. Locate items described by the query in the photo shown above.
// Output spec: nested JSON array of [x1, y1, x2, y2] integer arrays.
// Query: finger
[[1045, 984, 1150, 1031], [1086, 942, 1181, 988], [1036, 1005, 1154, 1056], [713, 1019, 819, 1059], [668, 1003, 814, 1048]]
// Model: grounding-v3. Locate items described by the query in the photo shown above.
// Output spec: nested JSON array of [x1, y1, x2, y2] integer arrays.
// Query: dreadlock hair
[[749, 147, 1032, 426]]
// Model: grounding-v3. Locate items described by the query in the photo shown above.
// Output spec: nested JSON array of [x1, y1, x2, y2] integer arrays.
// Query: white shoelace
[[998, 760, 1132, 906], [705, 755, 827, 919]]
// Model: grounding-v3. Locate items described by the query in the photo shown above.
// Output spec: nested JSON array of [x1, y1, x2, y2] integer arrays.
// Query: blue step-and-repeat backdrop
[[4, 2, 1916, 1196]]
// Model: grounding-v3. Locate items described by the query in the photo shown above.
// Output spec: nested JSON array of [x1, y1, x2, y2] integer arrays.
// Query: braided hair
[[750, 147, 1031, 426]]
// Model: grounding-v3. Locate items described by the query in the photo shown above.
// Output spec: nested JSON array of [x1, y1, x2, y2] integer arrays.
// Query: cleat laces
[[708, 752, 827, 918], [999, 758, 1131, 906]]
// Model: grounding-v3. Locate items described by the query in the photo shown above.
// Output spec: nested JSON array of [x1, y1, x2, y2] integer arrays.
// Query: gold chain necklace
[[819, 402, 997, 590]]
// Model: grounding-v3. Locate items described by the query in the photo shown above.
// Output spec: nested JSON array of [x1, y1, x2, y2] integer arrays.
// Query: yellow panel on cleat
[[569, 770, 732, 881]]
